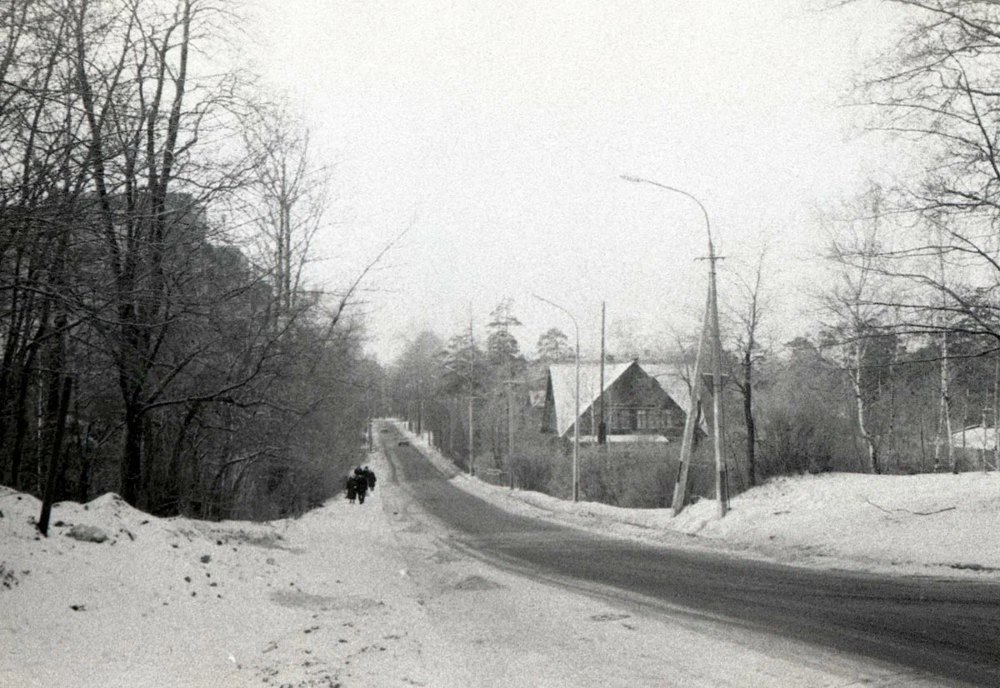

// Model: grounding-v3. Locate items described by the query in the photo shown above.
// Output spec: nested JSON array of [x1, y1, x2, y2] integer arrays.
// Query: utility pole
[[468, 396, 475, 475], [672, 290, 710, 515], [468, 306, 476, 475], [706, 238, 728, 518], [599, 301, 607, 446], [622, 174, 728, 517], [573, 330, 580, 501], [507, 378, 515, 488]]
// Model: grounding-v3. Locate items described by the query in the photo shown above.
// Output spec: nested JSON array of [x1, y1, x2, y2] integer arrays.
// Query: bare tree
[[725, 244, 774, 487], [822, 185, 894, 474], [240, 105, 332, 321]]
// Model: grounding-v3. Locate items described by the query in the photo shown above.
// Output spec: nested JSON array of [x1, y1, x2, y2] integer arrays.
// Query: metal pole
[[533, 293, 581, 501]]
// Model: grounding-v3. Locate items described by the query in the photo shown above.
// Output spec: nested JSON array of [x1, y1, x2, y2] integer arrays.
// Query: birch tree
[[726, 245, 773, 486], [823, 186, 893, 474]]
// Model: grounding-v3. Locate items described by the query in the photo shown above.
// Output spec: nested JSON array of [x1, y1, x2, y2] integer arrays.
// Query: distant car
[[397, 440, 410, 447], [380, 428, 390, 433]]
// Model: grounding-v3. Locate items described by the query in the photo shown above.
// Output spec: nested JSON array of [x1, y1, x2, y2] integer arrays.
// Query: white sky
[[243, 0, 905, 363]]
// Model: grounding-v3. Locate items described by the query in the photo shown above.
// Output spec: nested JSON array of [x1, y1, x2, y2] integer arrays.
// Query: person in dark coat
[[364, 466, 376, 492], [346, 474, 358, 503], [352, 467, 368, 504]]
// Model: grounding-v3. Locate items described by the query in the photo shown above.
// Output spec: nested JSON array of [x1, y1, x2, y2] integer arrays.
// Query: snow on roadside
[[0, 470, 458, 688], [1, 430, 985, 688], [400, 423, 1000, 579]]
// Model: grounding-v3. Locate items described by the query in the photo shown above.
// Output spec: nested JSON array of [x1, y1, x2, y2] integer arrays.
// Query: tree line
[[0, 0, 381, 519]]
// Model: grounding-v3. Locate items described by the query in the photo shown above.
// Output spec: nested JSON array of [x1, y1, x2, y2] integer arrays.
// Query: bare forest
[[0, 0, 383, 520]]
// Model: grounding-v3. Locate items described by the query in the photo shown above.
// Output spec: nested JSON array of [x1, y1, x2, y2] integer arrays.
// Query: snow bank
[[0, 463, 454, 688], [401, 423, 1000, 578], [1, 435, 974, 687]]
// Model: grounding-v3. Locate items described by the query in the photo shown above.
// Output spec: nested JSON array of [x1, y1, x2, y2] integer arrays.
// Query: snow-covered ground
[[1, 424, 993, 687], [404, 425, 1000, 580]]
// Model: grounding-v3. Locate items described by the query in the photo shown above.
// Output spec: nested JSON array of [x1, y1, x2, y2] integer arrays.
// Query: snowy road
[[379, 424, 1000, 687]]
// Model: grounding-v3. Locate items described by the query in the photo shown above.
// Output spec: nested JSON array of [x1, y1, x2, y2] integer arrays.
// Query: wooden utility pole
[[707, 239, 728, 518], [599, 301, 607, 445], [674, 242, 727, 517], [507, 379, 515, 488], [468, 306, 476, 475], [468, 396, 475, 475], [672, 291, 710, 515], [620, 174, 727, 517]]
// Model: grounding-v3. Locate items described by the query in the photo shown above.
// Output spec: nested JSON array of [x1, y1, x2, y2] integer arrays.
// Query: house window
[[636, 408, 662, 430], [637, 409, 650, 430], [610, 408, 634, 430]]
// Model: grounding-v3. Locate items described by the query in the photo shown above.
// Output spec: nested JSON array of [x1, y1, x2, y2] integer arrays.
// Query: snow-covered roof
[[639, 363, 694, 414], [547, 362, 635, 437]]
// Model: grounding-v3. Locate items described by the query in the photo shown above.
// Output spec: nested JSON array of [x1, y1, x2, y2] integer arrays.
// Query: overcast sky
[[244, 0, 905, 363]]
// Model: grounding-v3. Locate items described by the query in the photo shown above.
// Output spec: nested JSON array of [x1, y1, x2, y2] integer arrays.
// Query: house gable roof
[[546, 361, 636, 437], [639, 363, 695, 415]]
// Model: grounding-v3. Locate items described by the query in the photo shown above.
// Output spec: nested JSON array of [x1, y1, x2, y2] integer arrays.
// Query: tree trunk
[[940, 332, 954, 473], [741, 350, 756, 487], [853, 342, 879, 474], [120, 399, 144, 505]]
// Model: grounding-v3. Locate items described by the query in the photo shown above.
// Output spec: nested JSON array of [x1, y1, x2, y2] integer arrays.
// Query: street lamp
[[533, 293, 581, 502], [621, 174, 728, 518]]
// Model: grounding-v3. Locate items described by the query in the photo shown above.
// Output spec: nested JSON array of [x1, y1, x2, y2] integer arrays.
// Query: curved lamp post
[[620, 174, 727, 518], [533, 293, 581, 502]]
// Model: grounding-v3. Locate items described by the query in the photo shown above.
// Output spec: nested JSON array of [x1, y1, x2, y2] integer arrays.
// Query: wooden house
[[540, 360, 688, 442]]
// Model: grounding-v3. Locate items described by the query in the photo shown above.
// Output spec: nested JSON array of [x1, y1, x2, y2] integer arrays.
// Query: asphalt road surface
[[381, 425, 1000, 687]]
